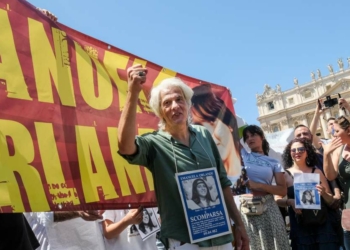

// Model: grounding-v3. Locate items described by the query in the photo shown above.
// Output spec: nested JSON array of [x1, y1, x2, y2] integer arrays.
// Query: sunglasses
[[290, 147, 306, 154]]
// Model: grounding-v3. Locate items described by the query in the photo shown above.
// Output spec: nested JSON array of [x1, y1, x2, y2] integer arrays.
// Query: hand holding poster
[[175, 168, 231, 243], [294, 173, 321, 210], [135, 208, 160, 241]]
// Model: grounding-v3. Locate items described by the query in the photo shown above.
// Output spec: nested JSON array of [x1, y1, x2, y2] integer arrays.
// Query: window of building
[[304, 90, 312, 99], [334, 112, 339, 118], [288, 98, 294, 105], [267, 101, 274, 110], [272, 125, 279, 132], [326, 85, 331, 91]]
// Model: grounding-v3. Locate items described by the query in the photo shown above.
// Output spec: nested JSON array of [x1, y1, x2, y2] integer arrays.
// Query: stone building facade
[[256, 58, 350, 139]]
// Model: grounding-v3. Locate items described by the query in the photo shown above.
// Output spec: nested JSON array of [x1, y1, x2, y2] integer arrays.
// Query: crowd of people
[[1, 10, 350, 250]]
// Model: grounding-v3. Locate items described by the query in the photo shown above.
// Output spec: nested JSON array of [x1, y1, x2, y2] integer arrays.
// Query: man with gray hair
[[117, 64, 249, 250]]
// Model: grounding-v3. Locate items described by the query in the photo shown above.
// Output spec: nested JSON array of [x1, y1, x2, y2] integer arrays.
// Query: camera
[[318, 93, 341, 109]]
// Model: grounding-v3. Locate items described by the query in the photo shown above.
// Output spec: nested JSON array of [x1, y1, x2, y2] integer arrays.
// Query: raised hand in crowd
[[309, 100, 326, 149]]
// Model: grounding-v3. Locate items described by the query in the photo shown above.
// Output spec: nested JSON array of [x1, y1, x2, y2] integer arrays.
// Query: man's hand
[[234, 224, 249, 250], [127, 65, 148, 94]]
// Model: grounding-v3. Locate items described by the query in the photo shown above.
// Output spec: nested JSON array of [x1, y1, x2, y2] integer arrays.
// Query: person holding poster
[[277, 138, 339, 249], [117, 65, 249, 250], [240, 125, 289, 250], [323, 113, 350, 249], [101, 208, 158, 250], [191, 83, 242, 178]]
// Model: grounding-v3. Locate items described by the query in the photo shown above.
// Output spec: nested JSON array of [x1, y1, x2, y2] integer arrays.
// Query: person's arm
[[117, 65, 147, 155], [315, 169, 334, 205], [246, 172, 287, 197], [222, 186, 249, 250], [53, 210, 102, 222], [330, 180, 342, 200], [275, 172, 291, 207], [275, 171, 303, 214], [309, 101, 324, 149], [102, 208, 143, 240], [323, 138, 342, 181], [329, 180, 342, 209]]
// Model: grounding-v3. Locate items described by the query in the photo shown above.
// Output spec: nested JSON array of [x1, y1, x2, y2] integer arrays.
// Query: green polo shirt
[[119, 125, 233, 247]]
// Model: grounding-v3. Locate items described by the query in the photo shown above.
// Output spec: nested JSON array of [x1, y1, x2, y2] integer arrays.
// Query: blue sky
[[27, 0, 350, 125]]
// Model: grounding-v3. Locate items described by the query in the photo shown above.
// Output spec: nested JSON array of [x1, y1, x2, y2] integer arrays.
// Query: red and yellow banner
[[0, 0, 236, 212]]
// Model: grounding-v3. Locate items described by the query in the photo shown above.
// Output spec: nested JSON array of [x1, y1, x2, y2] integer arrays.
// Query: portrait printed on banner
[[191, 84, 242, 181]]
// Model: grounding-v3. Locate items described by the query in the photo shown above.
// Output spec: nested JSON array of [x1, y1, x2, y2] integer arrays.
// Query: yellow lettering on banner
[[107, 128, 147, 196], [75, 43, 113, 110], [28, 19, 76, 106], [0, 119, 49, 212], [103, 51, 133, 111], [153, 68, 177, 87], [0, 10, 31, 100], [35, 122, 80, 205], [138, 128, 155, 191], [76, 126, 118, 203]]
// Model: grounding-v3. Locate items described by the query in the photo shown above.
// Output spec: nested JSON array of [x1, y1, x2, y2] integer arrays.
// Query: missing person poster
[[294, 173, 321, 210], [175, 168, 231, 243], [135, 208, 160, 241]]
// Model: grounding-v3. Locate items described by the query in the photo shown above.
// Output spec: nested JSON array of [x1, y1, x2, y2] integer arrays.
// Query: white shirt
[[24, 212, 51, 250], [26, 212, 105, 250], [102, 210, 157, 250]]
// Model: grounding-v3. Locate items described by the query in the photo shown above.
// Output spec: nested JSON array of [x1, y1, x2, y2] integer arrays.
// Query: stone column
[[301, 114, 308, 127]]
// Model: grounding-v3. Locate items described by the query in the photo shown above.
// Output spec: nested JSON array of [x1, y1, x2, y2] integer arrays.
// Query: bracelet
[[285, 199, 289, 207]]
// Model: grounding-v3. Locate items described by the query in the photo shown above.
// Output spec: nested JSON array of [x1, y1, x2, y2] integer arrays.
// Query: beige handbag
[[239, 195, 267, 216]]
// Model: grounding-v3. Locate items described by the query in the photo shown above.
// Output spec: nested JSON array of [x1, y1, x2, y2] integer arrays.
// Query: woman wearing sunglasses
[[277, 138, 339, 249]]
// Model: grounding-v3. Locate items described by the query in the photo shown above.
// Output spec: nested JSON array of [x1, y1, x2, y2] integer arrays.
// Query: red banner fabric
[[0, 0, 237, 212]]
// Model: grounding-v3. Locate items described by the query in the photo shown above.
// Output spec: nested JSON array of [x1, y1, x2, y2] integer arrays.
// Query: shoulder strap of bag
[[285, 169, 293, 179]]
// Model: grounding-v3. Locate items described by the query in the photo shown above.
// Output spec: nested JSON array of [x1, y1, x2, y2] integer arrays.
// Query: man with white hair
[[117, 65, 249, 250]]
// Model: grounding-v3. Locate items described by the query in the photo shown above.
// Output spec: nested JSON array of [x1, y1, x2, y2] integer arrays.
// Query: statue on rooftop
[[327, 64, 334, 74], [293, 78, 298, 86], [338, 58, 344, 71], [311, 72, 315, 81]]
